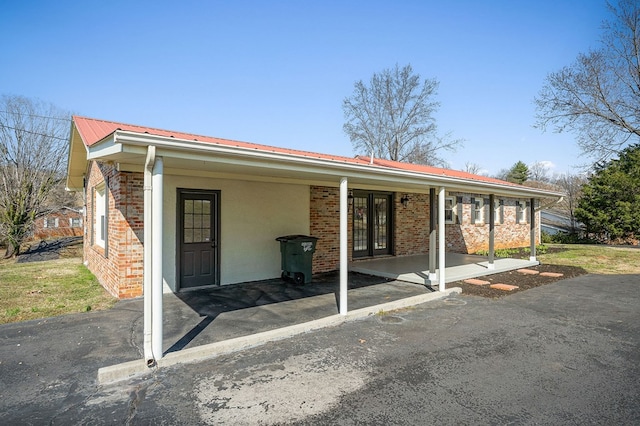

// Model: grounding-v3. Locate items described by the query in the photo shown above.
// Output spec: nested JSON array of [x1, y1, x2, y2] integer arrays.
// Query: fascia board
[[86, 136, 123, 160], [114, 131, 563, 200], [66, 124, 90, 192]]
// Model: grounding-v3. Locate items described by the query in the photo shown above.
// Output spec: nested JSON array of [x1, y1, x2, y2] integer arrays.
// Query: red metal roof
[[73, 115, 368, 165], [358, 156, 526, 188], [72, 116, 543, 191]]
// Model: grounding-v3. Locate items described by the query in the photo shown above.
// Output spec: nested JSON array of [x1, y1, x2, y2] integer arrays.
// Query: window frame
[[516, 200, 529, 224], [43, 217, 59, 229], [444, 196, 456, 224], [94, 182, 107, 250], [494, 199, 504, 225], [471, 197, 484, 224]]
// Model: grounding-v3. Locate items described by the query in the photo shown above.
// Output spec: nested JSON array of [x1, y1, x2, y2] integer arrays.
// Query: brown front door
[[178, 189, 220, 289]]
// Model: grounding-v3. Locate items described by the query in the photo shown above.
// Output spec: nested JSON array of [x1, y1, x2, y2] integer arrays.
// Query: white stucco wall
[[163, 175, 310, 291]]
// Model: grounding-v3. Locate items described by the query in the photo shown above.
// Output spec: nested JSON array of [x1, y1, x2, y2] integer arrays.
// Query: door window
[[183, 199, 211, 243]]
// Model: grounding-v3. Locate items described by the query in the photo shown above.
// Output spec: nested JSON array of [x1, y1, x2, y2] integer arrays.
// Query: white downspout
[[339, 177, 348, 315], [143, 146, 156, 366], [151, 157, 164, 359], [438, 186, 446, 291]]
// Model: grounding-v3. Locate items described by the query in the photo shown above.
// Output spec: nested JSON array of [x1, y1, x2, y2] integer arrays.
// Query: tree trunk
[[3, 242, 18, 258]]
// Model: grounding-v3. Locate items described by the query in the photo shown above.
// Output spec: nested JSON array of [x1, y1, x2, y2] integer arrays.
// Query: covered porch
[[350, 253, 539, 285], [67, 116, 563, 369]]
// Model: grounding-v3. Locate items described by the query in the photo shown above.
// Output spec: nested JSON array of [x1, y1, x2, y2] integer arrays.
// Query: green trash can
[[276, 235, 319, 284]]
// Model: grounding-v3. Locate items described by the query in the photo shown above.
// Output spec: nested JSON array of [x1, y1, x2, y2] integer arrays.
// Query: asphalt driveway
[[1, 273, 639, 424]]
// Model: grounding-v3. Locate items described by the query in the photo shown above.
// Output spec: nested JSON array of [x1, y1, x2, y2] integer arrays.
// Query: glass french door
[[353, 191, 393, 258]]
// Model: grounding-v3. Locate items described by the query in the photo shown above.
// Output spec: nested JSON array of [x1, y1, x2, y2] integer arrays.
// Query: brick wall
[[394, 192, 431, 256], [450, 194, 539, 253], [84, 161, 144, 299], [309, 186, 347, 273], [309, 186, 540, 274]]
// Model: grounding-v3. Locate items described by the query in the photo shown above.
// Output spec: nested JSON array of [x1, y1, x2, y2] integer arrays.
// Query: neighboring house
[[66, 116, 563, 363], [541, 210, 582, 235], [32, 207, 83, 240]]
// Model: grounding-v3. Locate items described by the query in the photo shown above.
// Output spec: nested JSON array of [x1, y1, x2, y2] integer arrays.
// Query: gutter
[[111, 131, 564, 199]]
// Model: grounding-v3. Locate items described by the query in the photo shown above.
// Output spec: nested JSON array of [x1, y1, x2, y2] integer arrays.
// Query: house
[[32, 207, 83, 240], [541, 209, 582, 236], [65, 116, 562, 363]]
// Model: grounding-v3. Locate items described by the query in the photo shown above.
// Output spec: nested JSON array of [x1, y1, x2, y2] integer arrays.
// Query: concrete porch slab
[[350, 253, 539, 286], [98, 283, 462, 384]]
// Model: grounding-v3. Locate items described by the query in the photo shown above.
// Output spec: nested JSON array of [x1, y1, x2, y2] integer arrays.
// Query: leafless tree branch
[[0, 95, 71, 257], [535, 0, 640, 165], [343, 64, 462, 166]]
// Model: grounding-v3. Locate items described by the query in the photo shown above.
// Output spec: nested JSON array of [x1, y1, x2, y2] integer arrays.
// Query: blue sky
[[1, 0, 610, 176]]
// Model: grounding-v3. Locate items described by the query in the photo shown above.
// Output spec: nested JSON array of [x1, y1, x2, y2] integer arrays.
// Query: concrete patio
[[350, 253, 539, 285], [99, 253, 534, 382]]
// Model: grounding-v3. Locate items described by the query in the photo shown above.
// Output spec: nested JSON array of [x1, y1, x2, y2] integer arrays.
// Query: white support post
[[428, 188, 437, 282], [438, 186, 446, 291], [529, 197, 536, 262], [339, 177, 348, 315], [151, 157, 164, 359], [488, 193, 495, 270], [143, 146, 155, 365]]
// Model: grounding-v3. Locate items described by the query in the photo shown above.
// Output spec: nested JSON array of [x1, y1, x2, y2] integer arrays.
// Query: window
[[94, 183, 107, 248], [471, 197, 484, 224], [494, 199, 504, 224], [44, 218, 59, 228], [70, 217, 82, 228], [516, 200, 529, 224], [444, 197, 455, 224], [183, 198, 211, 243]]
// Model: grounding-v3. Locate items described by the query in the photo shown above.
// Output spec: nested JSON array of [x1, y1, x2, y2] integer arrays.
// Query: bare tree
[[494, 168, 510, 181], [528, 161, 553, 183], [343, 64, 462, 166], [463, 161, 483, 175], [535, 0, 640, 165], [0, 95, 71, 257], [554, 172, 587, 234]]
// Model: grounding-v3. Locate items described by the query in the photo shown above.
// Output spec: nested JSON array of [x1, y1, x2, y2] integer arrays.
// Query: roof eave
[[106, 131, 561, 199]]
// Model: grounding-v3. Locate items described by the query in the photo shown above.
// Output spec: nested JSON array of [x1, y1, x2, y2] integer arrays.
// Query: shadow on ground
[[164, 272, 404, 355], [17, 237, 83, 263]]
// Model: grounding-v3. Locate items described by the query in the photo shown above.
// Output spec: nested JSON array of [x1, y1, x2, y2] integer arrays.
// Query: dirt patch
[[451, 263, 588, 299]]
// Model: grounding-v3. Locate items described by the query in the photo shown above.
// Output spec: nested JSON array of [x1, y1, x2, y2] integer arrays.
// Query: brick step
[[517, 268, 539, 275], [463, 278, 491, 286], [490, 283, 519, 291], [540, 272, 564, 278]]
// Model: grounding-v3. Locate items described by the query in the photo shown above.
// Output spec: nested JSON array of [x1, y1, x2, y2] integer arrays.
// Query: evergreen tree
[[576, 144, 640, 242], [505, 161, 529, 184]]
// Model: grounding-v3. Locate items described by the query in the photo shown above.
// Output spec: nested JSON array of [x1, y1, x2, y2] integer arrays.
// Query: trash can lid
[[276, 234, 319, 242]]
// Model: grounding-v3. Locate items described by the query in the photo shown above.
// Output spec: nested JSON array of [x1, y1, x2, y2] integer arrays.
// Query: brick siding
[[310, 186, 540, 274], [84, 161, 144, 299], [32, 209, 83, 240]]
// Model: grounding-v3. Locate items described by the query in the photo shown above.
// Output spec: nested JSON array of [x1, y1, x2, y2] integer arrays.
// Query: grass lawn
[[539, 244, 640, 274], [0, 257, 116, 324]]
